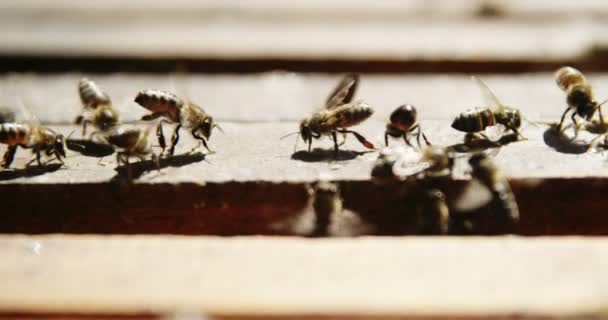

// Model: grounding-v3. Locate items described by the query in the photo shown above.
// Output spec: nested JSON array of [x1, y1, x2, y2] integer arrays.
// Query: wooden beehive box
[[2, 1, 608, 319]]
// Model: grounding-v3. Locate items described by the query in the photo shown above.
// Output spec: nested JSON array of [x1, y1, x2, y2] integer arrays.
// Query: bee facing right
[[451, 76, 524, 141], [75, 78, 120, 136], [554, 66, 607, 135]]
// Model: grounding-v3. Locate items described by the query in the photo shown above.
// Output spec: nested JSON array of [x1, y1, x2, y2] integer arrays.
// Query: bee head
[[299, 120, 312, 143], [390, 104, 417, 129], [54, 134, 67, 159], [98, 107, 119, 130], [199, 116, 215, 139], [568, 85, 596, 119]]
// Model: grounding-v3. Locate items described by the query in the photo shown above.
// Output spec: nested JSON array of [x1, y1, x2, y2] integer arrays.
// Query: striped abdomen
[[79, 78, 111, 109], [451, 108, 495, 133], [134, 89, 183, 117], [0, 123, 30, 146], [555, 66, 586, 92], [336, 102, 374, 128]]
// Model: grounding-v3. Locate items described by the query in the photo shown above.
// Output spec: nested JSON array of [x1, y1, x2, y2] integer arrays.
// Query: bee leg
[[571, 112, 580, 139], [403, 134, 413, 147], [338, 129, 376, 150], [82, 119, 92, 136], [191, 129, 214, 154], [168, 124, 182, 157], [557, 107, 572, 133], [308, 140, 312, 152], [155, 122, 167, 156], [331, 130, 339, 156], [338, 132, 347, 146], [1, 145, 17, 169], [384, 132, 389, 147], [509, 126, 527, 140], [36, 151, 42, 167], [74, 115, 84, 125]]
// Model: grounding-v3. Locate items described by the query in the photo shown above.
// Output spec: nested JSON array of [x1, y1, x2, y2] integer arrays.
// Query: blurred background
[[1, 0, 608, 73]]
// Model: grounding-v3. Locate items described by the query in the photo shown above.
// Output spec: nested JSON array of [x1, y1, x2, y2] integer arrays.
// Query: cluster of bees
[[0, 66, 605, 233], [307, 66, 607, 235], [0, 78, 221, 178]]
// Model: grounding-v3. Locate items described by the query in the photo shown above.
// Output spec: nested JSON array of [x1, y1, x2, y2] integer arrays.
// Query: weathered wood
[[1, 2, 608, 63], [1, 235, 608, 318]]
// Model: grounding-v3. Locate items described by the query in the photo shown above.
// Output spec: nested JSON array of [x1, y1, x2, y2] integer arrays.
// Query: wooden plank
[[0, 2, 607, 62], [0, 73, 607, 234], [1, 235, 608, 318]]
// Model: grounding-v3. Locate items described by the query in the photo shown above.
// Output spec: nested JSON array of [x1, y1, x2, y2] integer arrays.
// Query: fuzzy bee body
[[452, 77, 524, 140], [134, 89, 218, 157], [78, 78, 111, 109], [555, 66, 605, 134], [310, 181, 342, 237], [469, 153, 519, 229], [297, 74, 375, 155], [385, 104, 430, 147], [104, 126, 157, 180], [76, 78, 120, 135], [0, 123, 66, 168]]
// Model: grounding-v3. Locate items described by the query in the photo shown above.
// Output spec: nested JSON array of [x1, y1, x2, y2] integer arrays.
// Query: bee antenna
[[66, 130, 76, 140], [597, 98, 608, 108], [213, 123, 224, 133], [280, 132, 300, 140]]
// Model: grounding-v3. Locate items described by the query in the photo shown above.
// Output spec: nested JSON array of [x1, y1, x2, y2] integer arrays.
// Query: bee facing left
[[0, 122, 66, 168], [75, 78, 120, 136]]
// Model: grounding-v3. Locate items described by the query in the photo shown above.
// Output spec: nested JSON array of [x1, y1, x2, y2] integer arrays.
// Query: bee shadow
[[291, 148, 373, 162], [447, 133, 520, 153], [112, 152, 207, 181], [0, 163, 62, 181], [543, 124, 589, 154], [66, 139, 115, 158]]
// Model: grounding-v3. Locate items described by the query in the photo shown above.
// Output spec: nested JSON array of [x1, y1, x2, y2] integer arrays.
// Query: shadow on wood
[[66, 138, 115, 158], [291, 148, 373, 162], [0, 163, 62, 181], [543, 125, 589, 154], [112, 152, 206, 181], [448, 133, 520, 153]]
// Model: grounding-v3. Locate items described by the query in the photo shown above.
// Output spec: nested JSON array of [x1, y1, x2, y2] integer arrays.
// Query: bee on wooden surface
[[464, 153, 519, 229], [451, 76, 524, 141], [75, 78, 120, 136], [0, 122, 66, 169], [286, 74, 375, 156], [103, 125, 158, 179], [134, 89, 221, 157], [310, 181, 342, 237], [385, 104, 430, 148], [555, 66, 607, 135]]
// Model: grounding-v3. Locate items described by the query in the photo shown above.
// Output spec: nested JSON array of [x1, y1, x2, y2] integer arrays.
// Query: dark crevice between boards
[[0, 178, 607, 235], [4, 55, 608, 74]]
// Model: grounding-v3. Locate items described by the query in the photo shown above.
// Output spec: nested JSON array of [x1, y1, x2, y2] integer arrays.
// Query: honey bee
[[0, 122, 66, 169], [385, 104, 430, 148], [75, 78, 120, 136], [451, 76, 524, 140], [555, 66, 607, 135], [310, 181, 342, 237], [134, 89, 220, 157], [466, 153, 519, 228], [103, 125, 158, 179], [415, 188, 450, 235], [291, 74, 376, 155]]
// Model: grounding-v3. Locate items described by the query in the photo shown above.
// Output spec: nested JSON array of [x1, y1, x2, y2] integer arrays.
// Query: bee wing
[[326, 74, 359, 109], [452, 178, 494, 212], [14, 96, 40, 126], [472, 76, 505, 113]]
